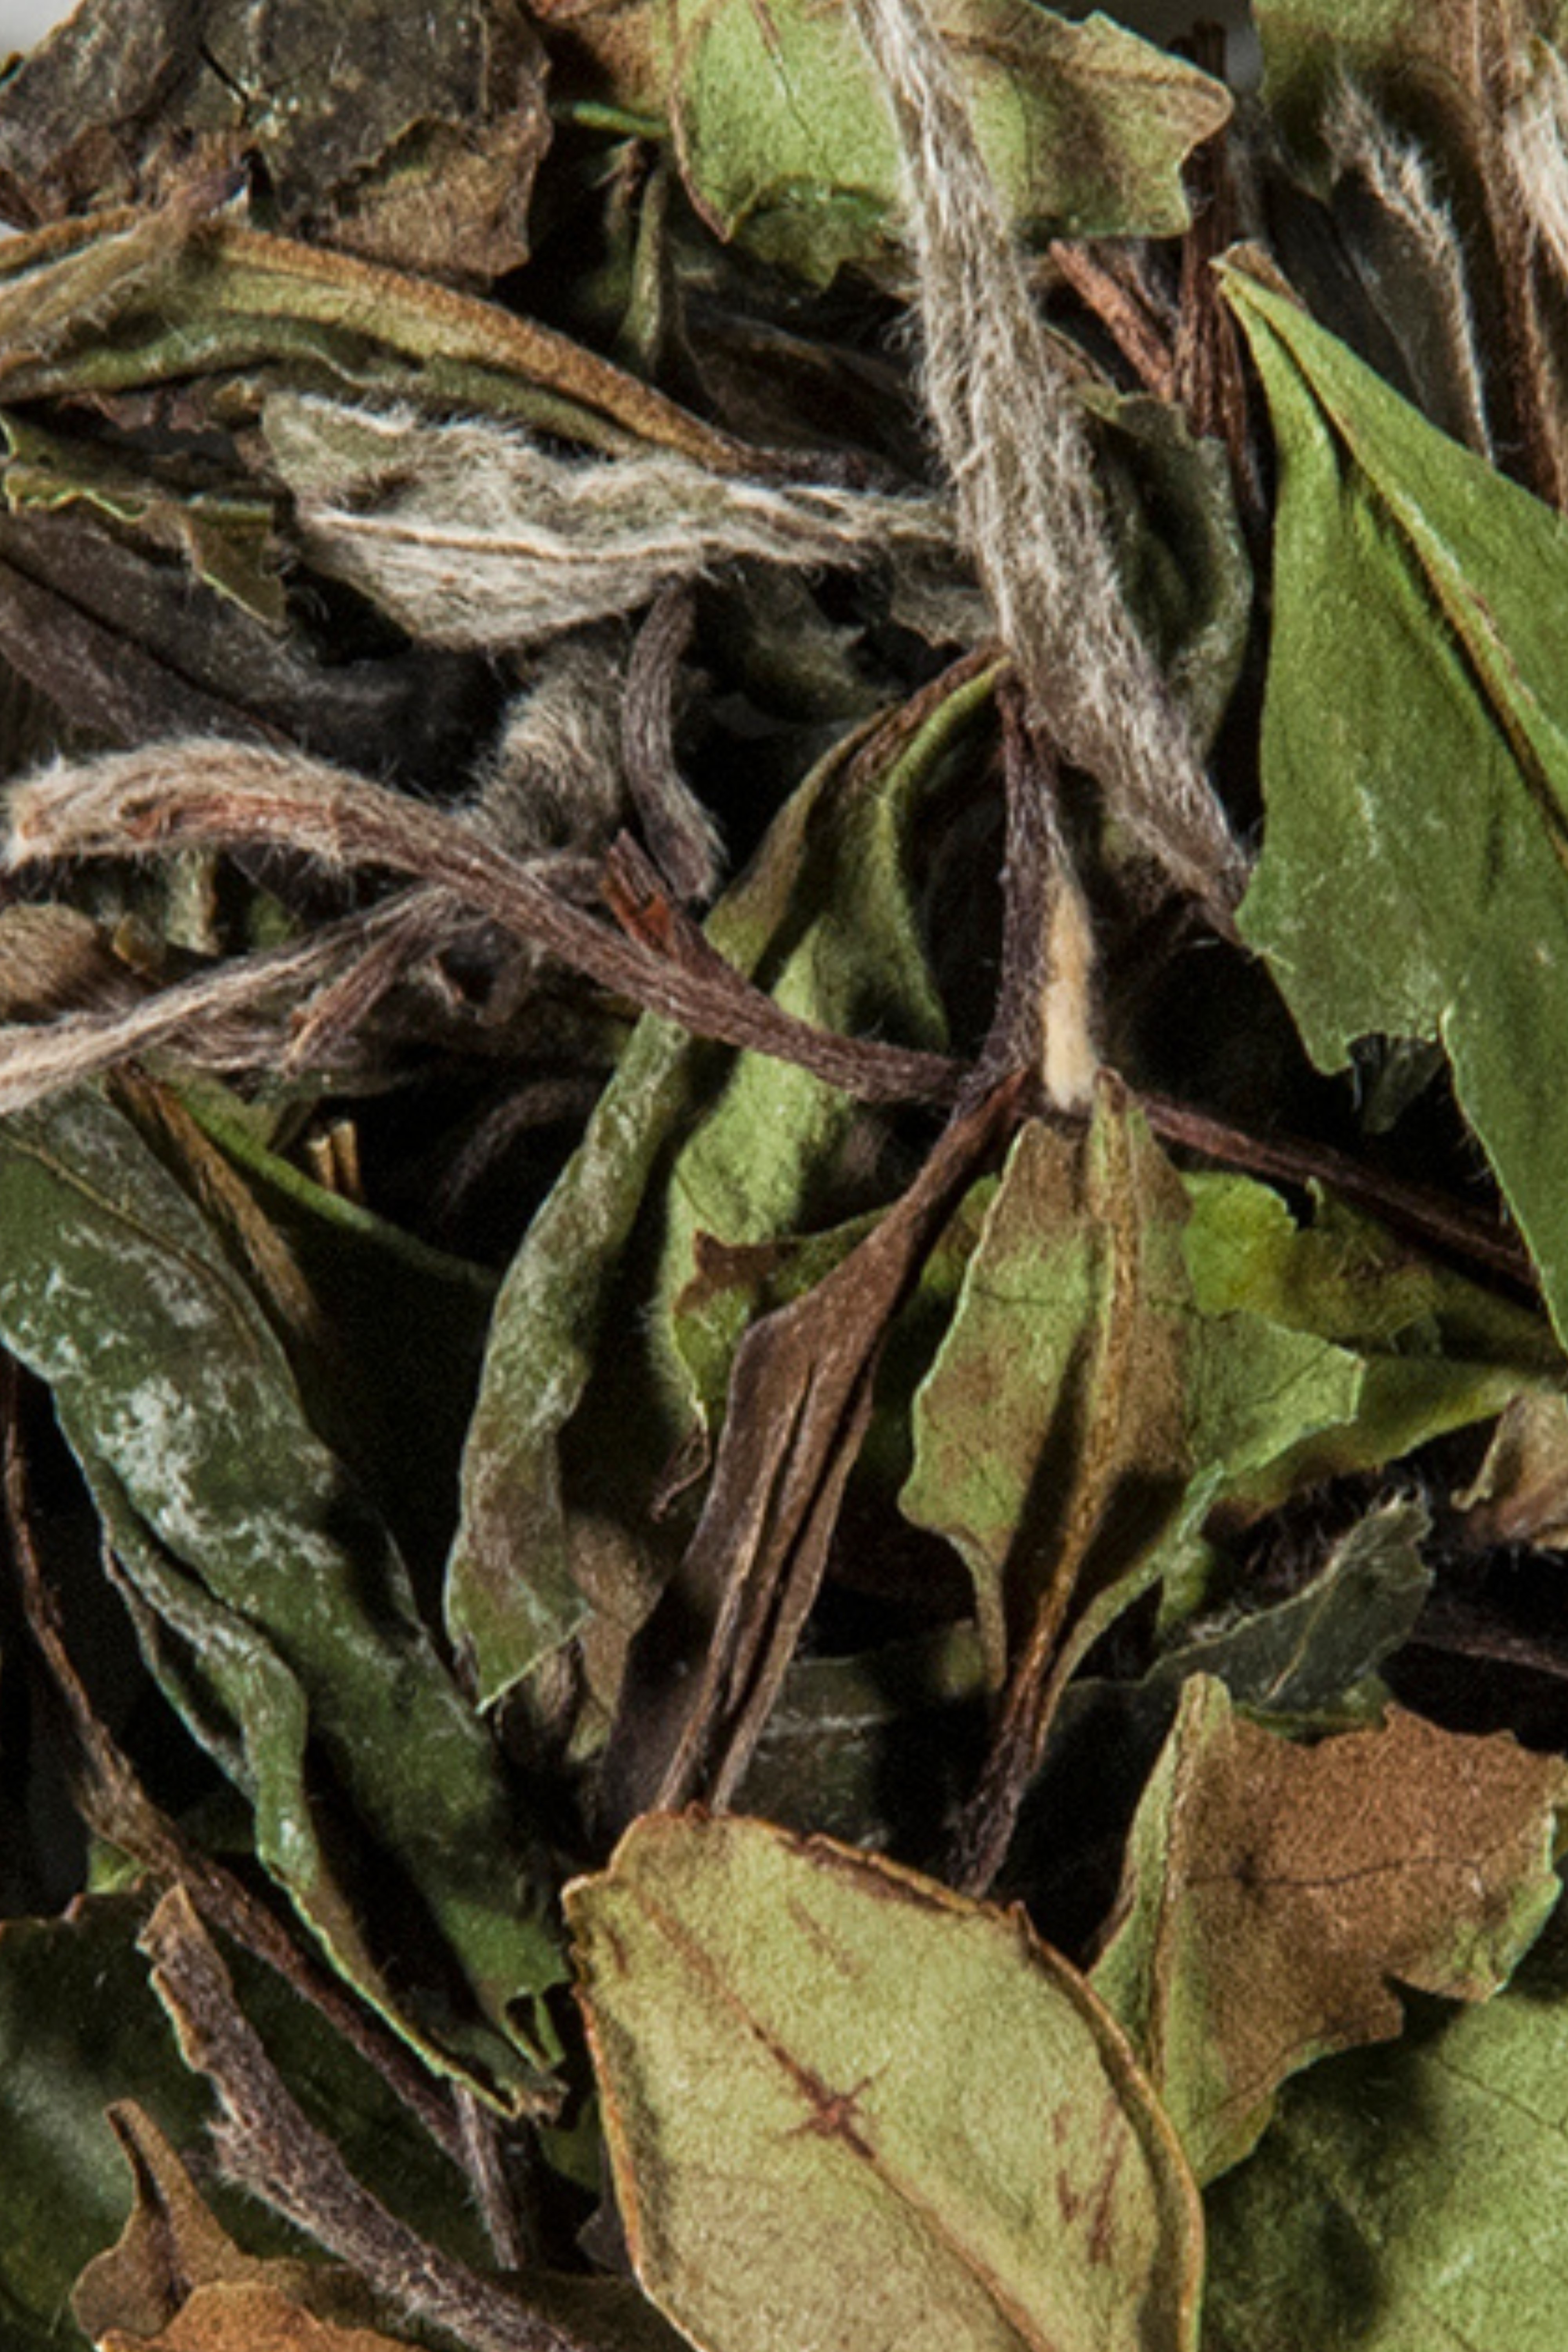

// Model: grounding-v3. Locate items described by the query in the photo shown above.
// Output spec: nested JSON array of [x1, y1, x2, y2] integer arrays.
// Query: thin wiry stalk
[[4, 741, 964, 1106]]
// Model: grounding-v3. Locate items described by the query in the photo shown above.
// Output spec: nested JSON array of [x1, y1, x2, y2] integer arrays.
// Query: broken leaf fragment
[[568, 1810, 1202, 2352], [1092, 1676, 1568, 2182]]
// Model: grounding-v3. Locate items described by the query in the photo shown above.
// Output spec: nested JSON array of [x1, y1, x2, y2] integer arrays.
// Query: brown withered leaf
[[98, 2286, 418, 2352], [1091, 1676, 1568, 2182], [602, 1078, 1022, 1828], [0, 0, 553, 285], [74, 2103, 381, 2347]]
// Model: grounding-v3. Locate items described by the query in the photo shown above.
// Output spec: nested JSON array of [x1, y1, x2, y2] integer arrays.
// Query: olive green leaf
[[447, 661, 993, 1712], [1092, 1676, 1568, 2182], [0, 1089, 562, 2107], [568, 1811, 1203, 2352], [900, 1103, 1363, 1686], [1221, 264, 1568, 1347], [1149, 1495, 1433, 1722], [660, 0, 1229, 284], [1203, 1891, 1568, 2352]]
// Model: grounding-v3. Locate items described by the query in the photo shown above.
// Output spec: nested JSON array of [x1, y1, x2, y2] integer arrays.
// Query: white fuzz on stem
[[846, 0, 1248, 929], [1506, 43, 1568, 292], [1325, 78, 1493, 459]]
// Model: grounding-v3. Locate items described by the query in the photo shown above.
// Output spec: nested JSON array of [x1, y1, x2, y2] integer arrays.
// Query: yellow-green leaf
[[568, 1811, 1202, 2352]]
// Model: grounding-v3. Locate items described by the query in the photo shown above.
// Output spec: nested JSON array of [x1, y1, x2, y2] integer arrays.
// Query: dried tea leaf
[[1180, 1173, 1563, 1510], [447, 659, 992, 1711], [0, 506, 494, 787], [1252, 0, 1557, 163], [0, 1897, 214, 2350], [0, 1088, 563, 2108], [1089, 392, 1253, 755], [606, 1079, 1015, 1823], [1223, 263, 1568, 1345], [558, 0, 1229, 285], [1455, 1388, 1568, 1548], [2, 411, 285, 628], [1092, 1676, 1568, 2181], [1150, 1496, 1433, 1720], [0, 212, 746, 466], [900, 1105, 1362, 1686], [1203, 1895, 1568, 2352], [261, 393, 952, 650], [74, 2104, 380, 2347], [735, 1624, 988, 1853], [568, 1811, 1203, 2352], [96, 2284, 419, 2352], [0, 0, 553, 285]]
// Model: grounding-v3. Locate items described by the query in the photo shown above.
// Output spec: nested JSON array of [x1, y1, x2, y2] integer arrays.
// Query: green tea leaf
[[1093, 1677, 1568, 2182], [568, 1811, 1203, 2352], [1223, 265, 1568, 1345], [1203, 1893, 1568, 2351], [901, 1105, 1362, 1684], [661, 0, 1229, 284], [1182, 1173, 1562, 1507], [0, 1089, 561, 2107], [448, 661, 994, 1711]]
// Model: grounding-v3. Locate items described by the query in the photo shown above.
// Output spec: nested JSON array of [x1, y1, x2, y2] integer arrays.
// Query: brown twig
[[5, 740, 966, 1107], [140, 1888, 592, 2352]]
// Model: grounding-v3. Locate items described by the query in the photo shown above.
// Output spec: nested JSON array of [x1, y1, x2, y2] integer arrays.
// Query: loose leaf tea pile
[[3, 0, 1568, 2345]]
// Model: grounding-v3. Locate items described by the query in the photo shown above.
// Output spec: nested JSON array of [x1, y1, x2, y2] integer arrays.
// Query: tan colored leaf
[[74, 2103, 383, 2349], [568, 1811, 1203, 2352], [99, 2280, 414, 2351], [1092, 1676, 1568, 2181]]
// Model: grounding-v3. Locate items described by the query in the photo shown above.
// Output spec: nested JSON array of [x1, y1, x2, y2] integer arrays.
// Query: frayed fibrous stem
[[3, 742, 963, 1107], [846, 0, 1249, 931], [0, 894, 470, 1115]]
